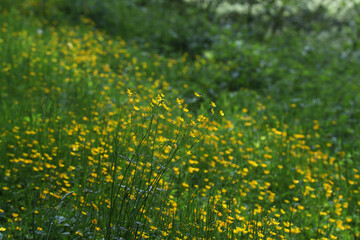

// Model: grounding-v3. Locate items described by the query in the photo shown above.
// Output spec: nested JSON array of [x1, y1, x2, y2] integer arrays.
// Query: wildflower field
[[0, 1, 360, 239]]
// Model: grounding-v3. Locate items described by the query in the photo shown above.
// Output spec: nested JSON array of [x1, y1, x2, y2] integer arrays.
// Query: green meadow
[[0, 1, 359, 239]]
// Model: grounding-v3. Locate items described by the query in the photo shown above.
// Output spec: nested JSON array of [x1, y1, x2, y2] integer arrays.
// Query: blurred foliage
[[2, 0, 359, 151], [54, 0, 216, 56]]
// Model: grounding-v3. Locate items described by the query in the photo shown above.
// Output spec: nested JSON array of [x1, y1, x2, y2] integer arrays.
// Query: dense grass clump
[[0, 1, 360, 240]]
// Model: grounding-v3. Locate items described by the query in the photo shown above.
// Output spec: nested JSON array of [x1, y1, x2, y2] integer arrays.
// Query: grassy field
[[0, 1, 359, 239]]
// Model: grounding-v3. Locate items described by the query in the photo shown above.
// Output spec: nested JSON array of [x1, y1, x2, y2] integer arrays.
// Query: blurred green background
[[2, 0, 359, 152]]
